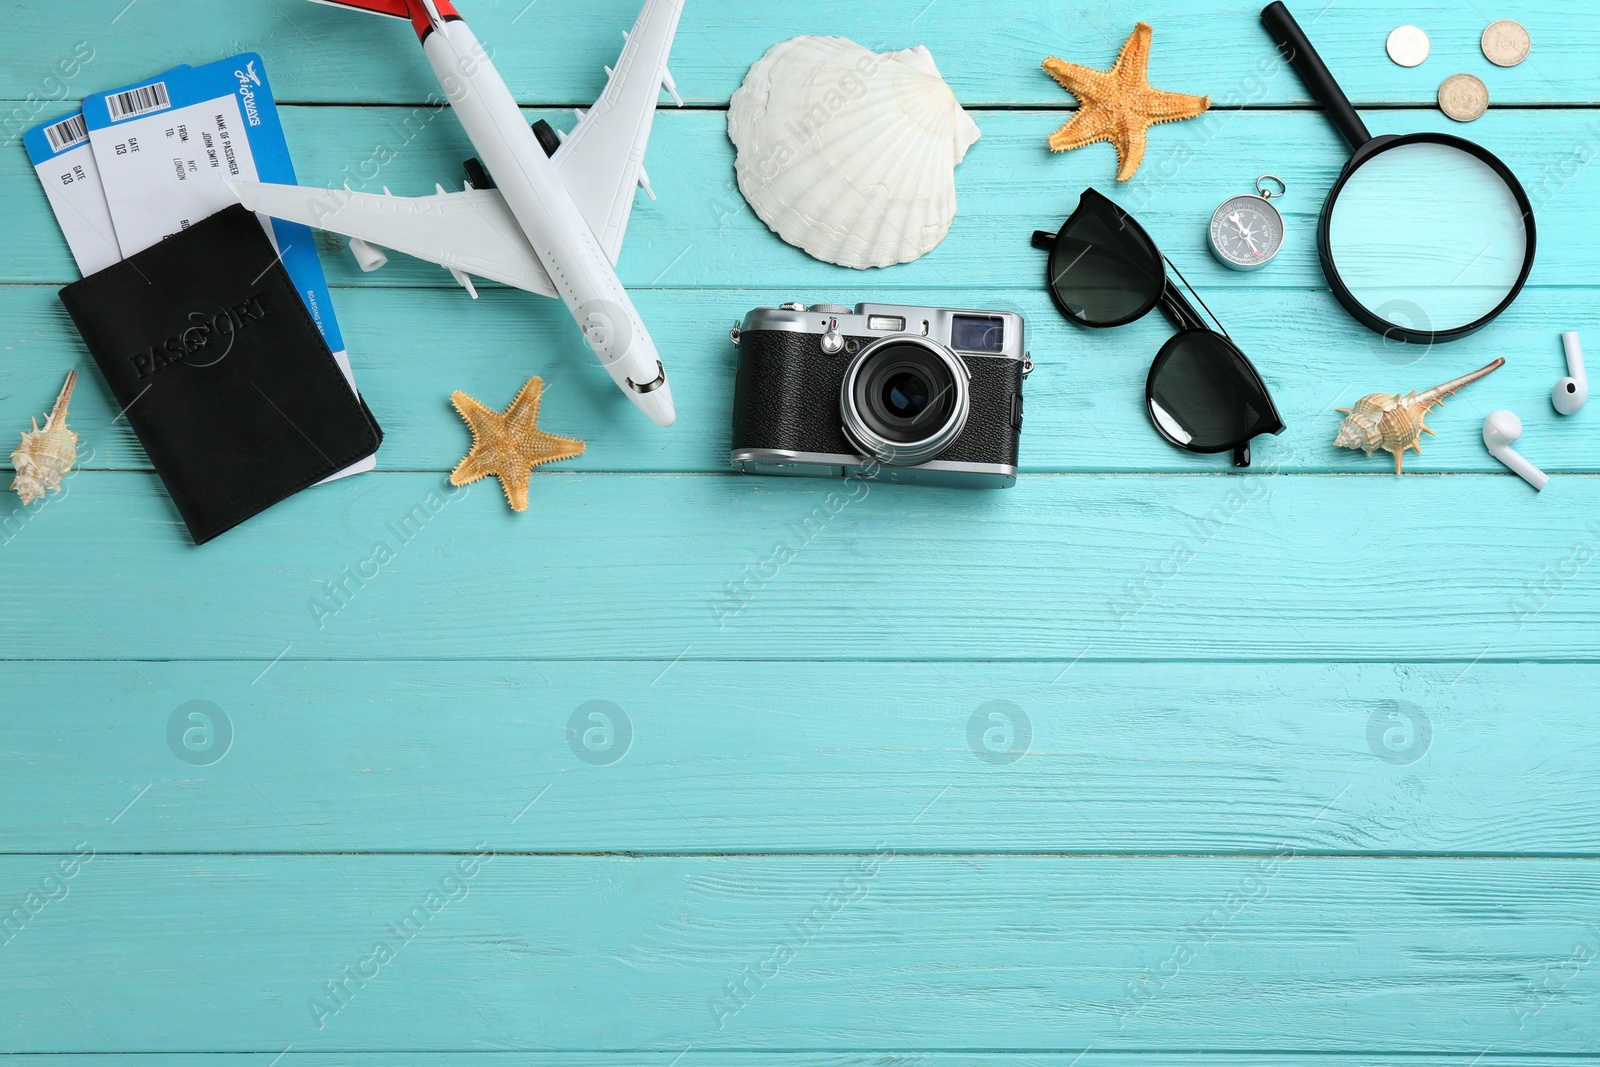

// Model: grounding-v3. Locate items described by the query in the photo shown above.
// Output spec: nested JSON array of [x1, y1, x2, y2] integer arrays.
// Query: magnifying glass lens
[[1326, 141, 1529, 335]]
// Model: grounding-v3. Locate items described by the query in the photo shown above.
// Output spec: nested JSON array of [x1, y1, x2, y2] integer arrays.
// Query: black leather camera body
[[730, 302, 1029, 488]]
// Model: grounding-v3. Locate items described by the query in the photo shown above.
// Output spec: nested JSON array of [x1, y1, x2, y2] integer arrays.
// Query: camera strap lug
[[729, 322, 741, 345], [1022, 352, 1034, 376]]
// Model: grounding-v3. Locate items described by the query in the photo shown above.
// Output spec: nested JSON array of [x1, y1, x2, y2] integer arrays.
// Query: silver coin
[[1481, 20, 1531, 67], [1386, 25, 1431, 67], [1439, 72, 1489, 122]]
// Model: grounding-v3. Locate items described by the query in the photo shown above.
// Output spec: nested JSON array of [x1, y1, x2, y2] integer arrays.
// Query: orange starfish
[[449, 376, 585, 512], [1042, 23, 1210, 182]]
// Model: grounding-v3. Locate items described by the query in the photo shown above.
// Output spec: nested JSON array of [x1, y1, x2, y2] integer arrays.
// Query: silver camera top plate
[[739, 302, 1028, 363]]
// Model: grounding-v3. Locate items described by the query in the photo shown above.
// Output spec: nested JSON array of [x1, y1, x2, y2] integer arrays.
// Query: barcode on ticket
[[43, 114, 88, 152], [106, 81, 171, 122]]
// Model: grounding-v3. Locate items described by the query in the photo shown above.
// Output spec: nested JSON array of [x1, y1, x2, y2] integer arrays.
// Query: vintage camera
[[729, 302, 1029, 488]]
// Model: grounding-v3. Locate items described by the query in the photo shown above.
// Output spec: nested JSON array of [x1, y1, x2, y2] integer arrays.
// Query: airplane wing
[[554, 0, 685, 264], [226, 179, 556, 298]]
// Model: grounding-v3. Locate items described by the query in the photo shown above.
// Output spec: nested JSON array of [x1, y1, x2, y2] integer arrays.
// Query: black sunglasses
[[1031, 188, 1285, 467]]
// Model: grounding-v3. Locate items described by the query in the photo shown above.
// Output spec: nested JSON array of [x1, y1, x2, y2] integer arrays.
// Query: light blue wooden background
[[4, 0, 1599, 1062]]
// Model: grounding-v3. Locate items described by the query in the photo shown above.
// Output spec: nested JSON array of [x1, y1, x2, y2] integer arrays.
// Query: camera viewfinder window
[[951, 315, 1005, 353]]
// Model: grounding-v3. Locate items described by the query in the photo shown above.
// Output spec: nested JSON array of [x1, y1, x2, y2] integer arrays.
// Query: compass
[[1207, 175, 1286, 272]]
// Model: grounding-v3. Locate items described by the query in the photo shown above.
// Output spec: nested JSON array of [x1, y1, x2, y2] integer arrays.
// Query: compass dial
[[1208, 195, 1284, 271]]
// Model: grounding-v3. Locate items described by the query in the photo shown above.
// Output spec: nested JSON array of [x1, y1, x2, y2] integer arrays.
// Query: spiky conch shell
[[1332, 358, 1504, 475], [11, 371, 79, 505], [727, 36, 981, 269]]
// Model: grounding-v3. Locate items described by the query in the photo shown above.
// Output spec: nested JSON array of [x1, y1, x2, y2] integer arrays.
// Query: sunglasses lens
[[1048, 195, 1164, 325], [1147, 330, 1280, 452]]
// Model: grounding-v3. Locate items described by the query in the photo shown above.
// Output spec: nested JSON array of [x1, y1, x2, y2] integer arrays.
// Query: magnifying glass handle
[[1261, 1, 1373, 151]]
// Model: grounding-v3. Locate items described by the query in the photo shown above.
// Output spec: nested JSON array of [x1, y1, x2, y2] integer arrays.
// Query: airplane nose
[[620, 352, 674, 426], [635, 380, 676, 427]]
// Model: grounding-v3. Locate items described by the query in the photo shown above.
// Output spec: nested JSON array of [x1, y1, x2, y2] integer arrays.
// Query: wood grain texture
[[2, 281, 1596, 476], [8, 108, 1600, 290], [3, 471, 1600, 662], [6, 1061, 1600, 1067], [5, 0, 1600, 1059], [1, 661, 1596, 856], [2, 855, 1598, 1053], [2, 0, 1595, 107]]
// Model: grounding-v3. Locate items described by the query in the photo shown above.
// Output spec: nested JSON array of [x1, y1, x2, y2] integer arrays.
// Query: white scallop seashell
[[727, 36, 981, 269]]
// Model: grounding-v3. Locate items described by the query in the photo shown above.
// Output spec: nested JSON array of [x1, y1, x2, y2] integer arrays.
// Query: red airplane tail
[[304, 0, 459, 41]]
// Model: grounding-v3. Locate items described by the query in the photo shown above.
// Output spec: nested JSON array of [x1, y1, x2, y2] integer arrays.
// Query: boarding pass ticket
[[25, 112, 119, 276], [23, 67, 188, 276], [29, 55, 374, 480]]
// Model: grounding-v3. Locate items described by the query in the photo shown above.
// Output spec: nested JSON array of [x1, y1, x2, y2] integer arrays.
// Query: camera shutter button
[[809, 304, 851, 313], [820, 318, 845, 354]]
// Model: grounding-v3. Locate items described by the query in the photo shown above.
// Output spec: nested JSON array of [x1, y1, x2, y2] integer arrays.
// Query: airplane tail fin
[[304, 0, 462, 41], [304, 0, 412, 19]]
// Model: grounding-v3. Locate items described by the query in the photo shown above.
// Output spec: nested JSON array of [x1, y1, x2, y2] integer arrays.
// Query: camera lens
[[841, 337, 971, 465], [883, 371, 930, 419]]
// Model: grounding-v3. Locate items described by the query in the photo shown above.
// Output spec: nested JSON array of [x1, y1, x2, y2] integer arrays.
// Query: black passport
[[59, 204, 381, 544]]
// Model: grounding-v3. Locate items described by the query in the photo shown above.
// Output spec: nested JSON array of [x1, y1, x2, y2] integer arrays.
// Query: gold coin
[[1438, 73, 1489, 122], [1481, 19, 1531, 67]]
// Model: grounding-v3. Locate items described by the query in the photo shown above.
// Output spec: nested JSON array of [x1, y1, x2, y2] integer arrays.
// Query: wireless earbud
[[1483, 410, 1548, 491], [1553, 331, 1587, 415]]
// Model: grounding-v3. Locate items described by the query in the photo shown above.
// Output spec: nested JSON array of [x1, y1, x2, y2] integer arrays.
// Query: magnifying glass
[[1261, 2, 1536, 345]]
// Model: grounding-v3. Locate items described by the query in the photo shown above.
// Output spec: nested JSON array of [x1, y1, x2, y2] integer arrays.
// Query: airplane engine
[[349, 237, 388, 272]]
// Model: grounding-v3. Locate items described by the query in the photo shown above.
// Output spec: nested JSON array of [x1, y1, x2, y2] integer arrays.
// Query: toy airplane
[[228, 0, 682, 427]]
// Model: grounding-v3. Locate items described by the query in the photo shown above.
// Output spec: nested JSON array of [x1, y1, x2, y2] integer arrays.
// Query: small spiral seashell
[[11, 371, 79, 505], [1332, 359, 1503, 474], [1332, 409, 1383, 453]]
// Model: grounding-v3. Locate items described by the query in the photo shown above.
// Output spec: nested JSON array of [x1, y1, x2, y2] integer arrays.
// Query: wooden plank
[[5, 1060, 1600, 1067], [3, 471, 1599, 662], [4, 3, 1598, 1065], [2, 280, 1595, 477], [2, 0, 1595, 109], [1, 855, 1596, 1052], [2, 660, 1597, 856], [7, 107, 1598, 291]]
